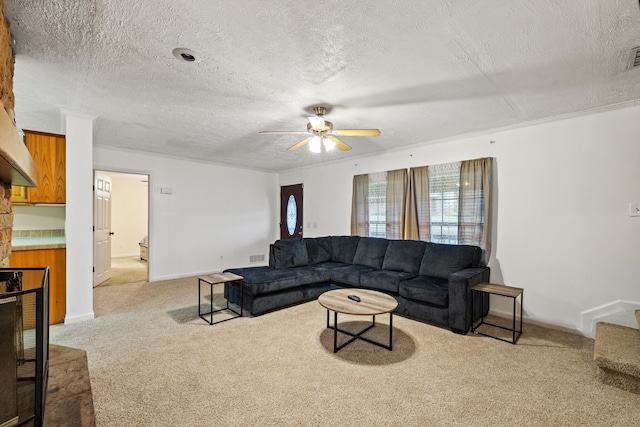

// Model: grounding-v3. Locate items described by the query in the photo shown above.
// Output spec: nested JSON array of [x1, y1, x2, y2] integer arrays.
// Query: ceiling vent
[[628, 47, 640, 69]]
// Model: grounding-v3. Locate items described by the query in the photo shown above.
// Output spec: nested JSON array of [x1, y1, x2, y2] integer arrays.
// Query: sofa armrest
[[268, 244, 275, 268], [447, 267, 490, 333]]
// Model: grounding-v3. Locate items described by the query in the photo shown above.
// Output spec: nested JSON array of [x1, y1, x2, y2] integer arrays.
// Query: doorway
[[280, 184, 303, 239], [94, 170, 149, 286]]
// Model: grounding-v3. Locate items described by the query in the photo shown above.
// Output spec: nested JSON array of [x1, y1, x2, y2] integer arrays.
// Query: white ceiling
[[4, 0, 640, 172]]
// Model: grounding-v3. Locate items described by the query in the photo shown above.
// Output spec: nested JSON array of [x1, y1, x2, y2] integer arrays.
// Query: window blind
[[429, 161, 461, 244]]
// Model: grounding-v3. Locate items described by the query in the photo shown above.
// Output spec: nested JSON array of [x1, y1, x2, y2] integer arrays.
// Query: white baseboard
[[487, 310, 584, 336], [64, 312, 95, 324], [151, 269, 224, 282], [580, 300, 640, 338]]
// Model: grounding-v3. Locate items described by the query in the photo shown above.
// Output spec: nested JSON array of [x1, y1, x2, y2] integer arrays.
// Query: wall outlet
[[630, 202, 640, 217]]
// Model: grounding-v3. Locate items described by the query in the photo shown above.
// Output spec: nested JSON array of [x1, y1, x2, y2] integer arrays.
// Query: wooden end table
[[471, 282, 523, 344], [198, 272, 244, 325], [318, 288, 398, 353]]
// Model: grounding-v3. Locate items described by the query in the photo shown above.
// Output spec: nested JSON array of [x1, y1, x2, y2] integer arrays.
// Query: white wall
[[107, 174, 148, 257], [94, 147, 279, 281], [65, 112, 96, 324], [279, 104, 640, 332]]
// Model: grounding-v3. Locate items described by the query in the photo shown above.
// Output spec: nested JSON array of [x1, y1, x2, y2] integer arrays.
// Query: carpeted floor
[[50, 277, 640, 426], [96, 257, 147, 287]]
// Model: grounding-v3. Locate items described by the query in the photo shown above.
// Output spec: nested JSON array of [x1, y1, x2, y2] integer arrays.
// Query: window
[[368, 172, 386, 238], [408, 158, 492, 263], [353, 158, 492, 264], [351, 169, 407, 239], [428, 162, 461, 244], [286, 195, 297, 236]]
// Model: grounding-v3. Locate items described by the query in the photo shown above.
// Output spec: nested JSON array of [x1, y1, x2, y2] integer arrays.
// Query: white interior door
[[94, 173, 112, 286]]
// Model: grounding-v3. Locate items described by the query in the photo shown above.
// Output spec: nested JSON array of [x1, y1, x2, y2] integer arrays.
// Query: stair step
[[594, 322, 640, 394]]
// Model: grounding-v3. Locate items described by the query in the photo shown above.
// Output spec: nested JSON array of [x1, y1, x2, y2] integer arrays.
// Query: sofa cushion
[[330, 236, 360, 264], [352, 237, 389, 269], [272, 239, 309, 269], [419, 243, 482, 279], [330, 264, 376, 287], [313, 261, 351, 270], [224, 266, 330, 296], [399, 276, 449, 306], [382, 240, 427, 274], [304, 237, 332, 265], [360, 270, 414, 294]]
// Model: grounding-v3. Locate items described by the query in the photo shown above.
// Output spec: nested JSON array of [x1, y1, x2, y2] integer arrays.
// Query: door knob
[[109, 232, 114, 235]]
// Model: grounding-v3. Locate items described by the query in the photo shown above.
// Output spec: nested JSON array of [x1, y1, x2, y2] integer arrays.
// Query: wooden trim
[[22, 129, 65, 138]]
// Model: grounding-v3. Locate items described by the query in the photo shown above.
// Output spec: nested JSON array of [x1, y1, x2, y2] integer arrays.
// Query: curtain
[[405, 166, 430, 241], [458, 157, 492, 264], [351, 173, 369, 236], [385, 169, 407, 239]]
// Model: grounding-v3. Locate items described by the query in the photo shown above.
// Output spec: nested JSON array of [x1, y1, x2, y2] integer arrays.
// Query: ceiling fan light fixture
[[308, 116, 325, 130], [260, 105, 380, 152], [322, 137, 336, 151], [309, 136, 322, 153]]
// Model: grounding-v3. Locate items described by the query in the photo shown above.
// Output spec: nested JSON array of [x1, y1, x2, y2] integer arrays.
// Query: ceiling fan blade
[[332, 129, 381, 137], [328, 136, 351, 151], [288, 136, 312, 151], [259, 131, 309, 135], [308, 116, 325, 131]]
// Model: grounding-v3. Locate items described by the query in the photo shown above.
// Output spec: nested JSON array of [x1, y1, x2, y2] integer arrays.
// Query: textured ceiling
[[4, 0, 640, 172]]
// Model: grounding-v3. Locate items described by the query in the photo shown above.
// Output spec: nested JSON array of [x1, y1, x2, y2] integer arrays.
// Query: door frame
[[93, 168, 151, 284]]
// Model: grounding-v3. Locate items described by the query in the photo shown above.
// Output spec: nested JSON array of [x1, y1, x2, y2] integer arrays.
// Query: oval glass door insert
[[286, 195, 297, 236]]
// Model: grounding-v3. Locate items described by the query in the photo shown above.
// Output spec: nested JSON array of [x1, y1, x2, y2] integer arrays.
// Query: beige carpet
[[49, 278, 640, 426], [594, 320, 640, 394], [97, 257, 147, 287]]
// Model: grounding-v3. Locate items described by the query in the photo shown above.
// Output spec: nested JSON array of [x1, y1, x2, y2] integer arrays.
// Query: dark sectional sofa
[[224, 236, 490, 334]]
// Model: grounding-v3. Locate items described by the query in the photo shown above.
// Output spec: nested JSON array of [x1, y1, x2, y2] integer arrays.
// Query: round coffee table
[[318, 288, 398, 353]]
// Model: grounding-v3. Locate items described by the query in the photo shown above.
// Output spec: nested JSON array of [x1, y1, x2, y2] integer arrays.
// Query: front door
[[94, 173, 112, 286], [280, 184, 303, 239]]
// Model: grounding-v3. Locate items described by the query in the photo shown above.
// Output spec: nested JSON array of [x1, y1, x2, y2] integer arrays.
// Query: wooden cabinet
[[9, 248, 66, 325], [11, 130, 66, 204]]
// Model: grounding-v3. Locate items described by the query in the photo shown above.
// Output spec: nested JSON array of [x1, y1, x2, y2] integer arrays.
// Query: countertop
[[11, 236, 67, 251]]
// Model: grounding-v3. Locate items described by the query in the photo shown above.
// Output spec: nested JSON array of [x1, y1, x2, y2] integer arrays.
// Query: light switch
[[160, 187, 173, 194], [630, 202, 640, 217]]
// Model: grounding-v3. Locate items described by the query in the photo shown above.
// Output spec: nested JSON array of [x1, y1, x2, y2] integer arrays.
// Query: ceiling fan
[[259, 106, 381, 152]]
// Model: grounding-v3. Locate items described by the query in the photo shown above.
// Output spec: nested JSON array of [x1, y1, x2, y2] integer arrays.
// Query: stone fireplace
[[0, 1, 38, 273], [0, 0, 45, 425]]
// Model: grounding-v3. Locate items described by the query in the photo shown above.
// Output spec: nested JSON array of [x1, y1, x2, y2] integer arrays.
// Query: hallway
[[98, 256, 147, 287]]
